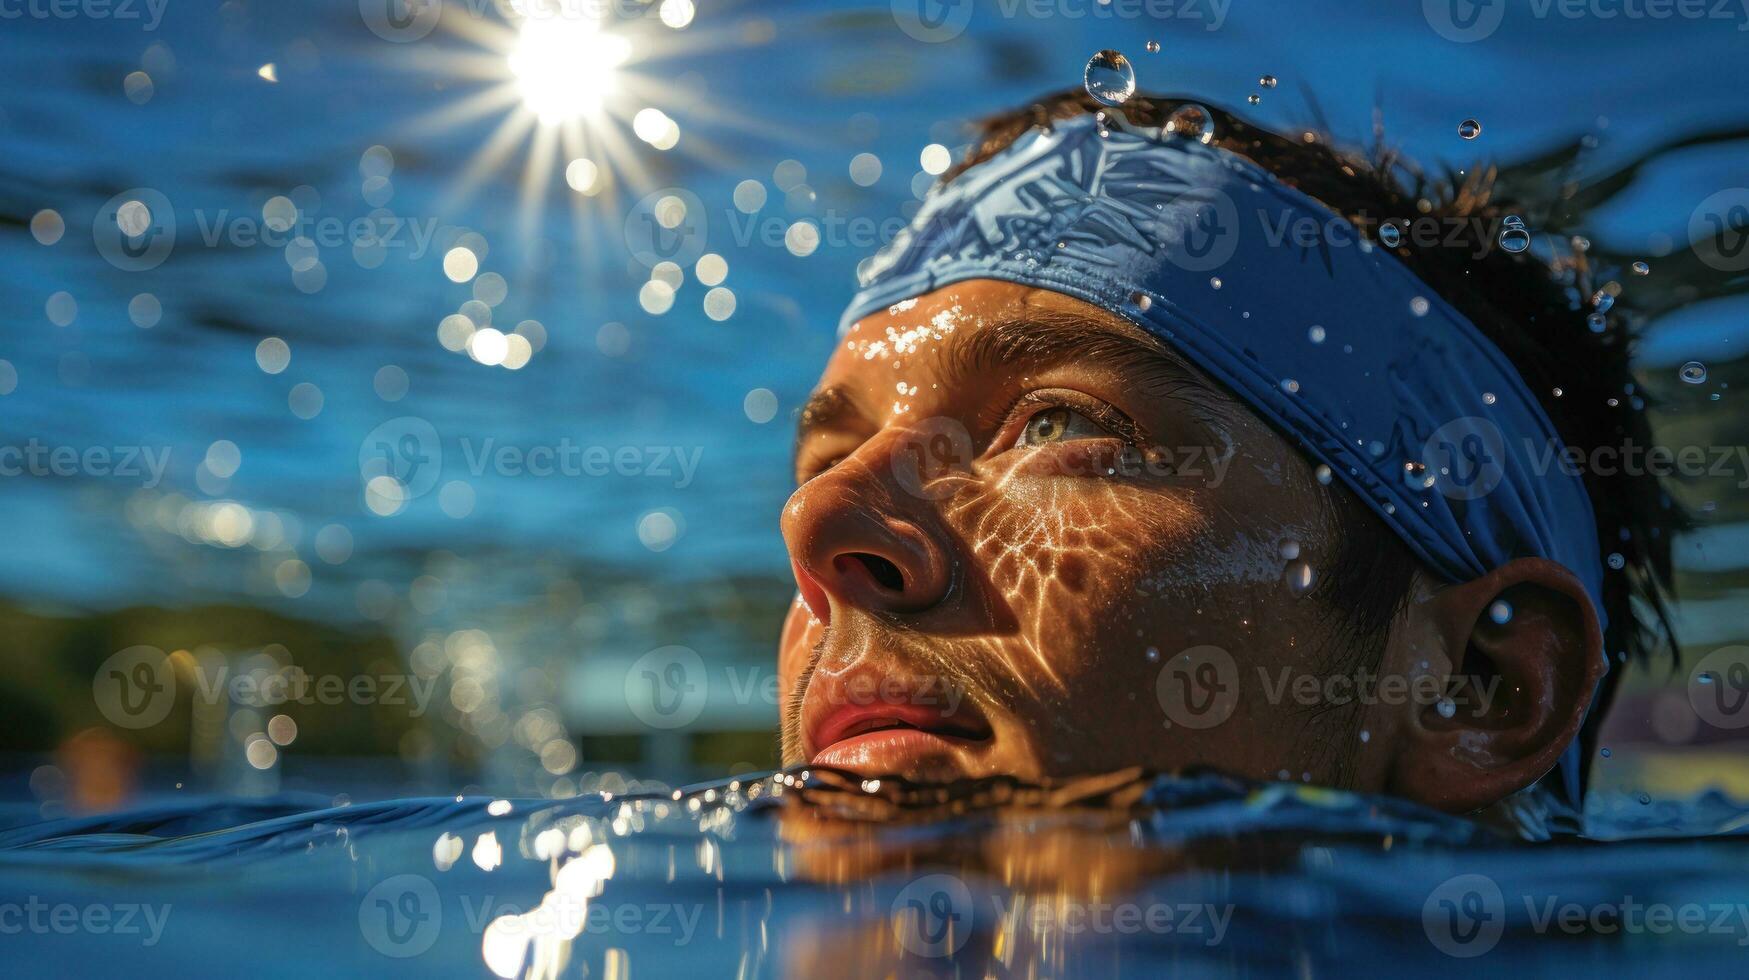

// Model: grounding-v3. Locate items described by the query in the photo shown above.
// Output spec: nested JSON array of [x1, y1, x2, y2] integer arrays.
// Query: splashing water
[[1165, 103, 1216, 144], [1083, 50, 1135, 107], [1499, 215, 1531, 254]]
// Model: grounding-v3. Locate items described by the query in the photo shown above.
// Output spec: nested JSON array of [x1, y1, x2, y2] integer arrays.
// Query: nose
[[781, 456, 955, 627]]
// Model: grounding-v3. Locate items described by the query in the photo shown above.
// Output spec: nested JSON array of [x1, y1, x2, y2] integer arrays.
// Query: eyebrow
[[792, 307, 1228, 464]]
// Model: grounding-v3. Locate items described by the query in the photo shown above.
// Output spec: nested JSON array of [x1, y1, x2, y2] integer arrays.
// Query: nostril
[[836, 552, 906, 592]]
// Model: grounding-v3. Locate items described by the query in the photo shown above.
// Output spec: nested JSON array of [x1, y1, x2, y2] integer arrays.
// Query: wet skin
[[778, 280, 1603, 813]]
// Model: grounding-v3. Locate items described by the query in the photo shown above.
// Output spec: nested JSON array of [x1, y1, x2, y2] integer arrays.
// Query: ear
[[1385, 557, 1604, 813]]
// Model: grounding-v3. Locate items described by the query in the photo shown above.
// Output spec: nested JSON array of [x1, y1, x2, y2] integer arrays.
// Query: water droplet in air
[[1145, 646, 1160, 662], [1591, 290, 1615, 314], [1632, 261, 1649, 275], [1600, 747, 1612, 758], [1209, 276, 1222, 289], [1314, 464, 1332, 485], [1259, 74, 1277, 88], [1379, 222, 1402, 247], [1308, 325, 1326, 344], [1165, 103, 1216, 144], [1436, 698, 1457, 719], [1458, 118, 1482, 140], [1247, 94, 1261, 105], [1482, 392, 1497, 405], [1552, 387, 1564, 397], [1410, 296, 1430, 317], [1607, 552, 1625, 570], [1083, 50, 1136, 107], [1680, 361, 1708, 384], [1131, 291, 1152, 311], [1281, 378, 1300, 394], [1145, 40, 1161, 53], [1488, 599, 1513, 625], [1284, 559, 1316, 597], [1499, 225, 1531, 253], [1278, 539, 1301, 560], [1588, 312, 1607, 333]]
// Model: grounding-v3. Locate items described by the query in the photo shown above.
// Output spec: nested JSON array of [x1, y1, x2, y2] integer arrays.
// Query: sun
[[507, 15, 631, 126]]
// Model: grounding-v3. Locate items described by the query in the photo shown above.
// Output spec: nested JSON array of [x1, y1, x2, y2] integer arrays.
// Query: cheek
[[948, 470, 1204, 643]]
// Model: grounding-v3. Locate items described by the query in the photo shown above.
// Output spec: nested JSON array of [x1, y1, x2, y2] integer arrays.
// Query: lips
[[802, 669, 991, 776]]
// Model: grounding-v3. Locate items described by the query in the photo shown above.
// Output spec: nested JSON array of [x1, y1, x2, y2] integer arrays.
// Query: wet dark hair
[[945, 89, 1683, 799]]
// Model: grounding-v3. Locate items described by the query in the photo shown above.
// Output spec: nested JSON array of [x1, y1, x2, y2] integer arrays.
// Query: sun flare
[[507, 15, 630, 125]]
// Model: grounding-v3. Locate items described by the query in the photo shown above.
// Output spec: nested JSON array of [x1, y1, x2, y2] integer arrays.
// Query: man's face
[[778, 279, 1411, 785]]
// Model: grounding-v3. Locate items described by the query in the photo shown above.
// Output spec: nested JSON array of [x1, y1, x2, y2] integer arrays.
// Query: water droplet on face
[[1131, 291, 1152, 311], [1632, 261, 1650, 275], [1259, 74, 1277, 88], [1499, 225, 1531, 253], [1145, 40, 1161, 53], [1165, 103, 1216, 144], [1307, 325, 1326, 344], [1284, 558, 1316, 597], [1083, 49, 1136, 107], [1588, 312, 1607, 333], [1278, 539, 1301, 560], [1458, 118, 1482, 140], [1314, 464, 1332, 485], [1379, 222, 1402, 247], [1436, 698, 1457, 719], [1607, 552, 1626, 570], [1488, 599, 1513, 625], [1680, 361, 1707, 384]]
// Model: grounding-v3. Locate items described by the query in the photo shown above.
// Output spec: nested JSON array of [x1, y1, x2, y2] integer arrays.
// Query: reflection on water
[[3, 769, 1748, 976]]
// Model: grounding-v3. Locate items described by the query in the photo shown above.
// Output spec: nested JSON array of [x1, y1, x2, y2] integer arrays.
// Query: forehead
[[823, 279, 1159, 383]]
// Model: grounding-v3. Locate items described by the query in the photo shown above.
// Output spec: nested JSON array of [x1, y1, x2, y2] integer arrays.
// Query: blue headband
[[842, 115, 1606, 804]]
